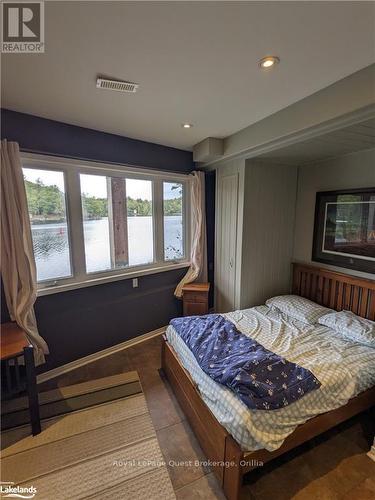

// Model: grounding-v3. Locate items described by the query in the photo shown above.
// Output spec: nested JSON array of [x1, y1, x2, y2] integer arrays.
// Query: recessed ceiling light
[[182, 123, 193, 129], [259, 56, 280, 69]]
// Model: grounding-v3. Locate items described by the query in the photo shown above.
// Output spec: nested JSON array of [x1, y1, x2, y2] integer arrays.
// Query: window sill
[[37, 261, 190, 297]]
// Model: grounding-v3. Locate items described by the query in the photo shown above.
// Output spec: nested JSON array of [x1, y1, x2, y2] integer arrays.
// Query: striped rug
[[1, 372, 175, 500]]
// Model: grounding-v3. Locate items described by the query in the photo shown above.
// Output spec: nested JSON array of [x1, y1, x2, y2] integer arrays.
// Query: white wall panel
[[240, 161, 298, 308]]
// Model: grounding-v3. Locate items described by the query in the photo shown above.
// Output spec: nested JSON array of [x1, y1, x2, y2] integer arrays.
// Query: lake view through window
[[23, 160, 188, 289]]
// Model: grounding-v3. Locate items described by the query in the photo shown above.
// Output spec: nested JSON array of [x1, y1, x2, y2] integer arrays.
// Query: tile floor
[[39, 335, 375, 500]]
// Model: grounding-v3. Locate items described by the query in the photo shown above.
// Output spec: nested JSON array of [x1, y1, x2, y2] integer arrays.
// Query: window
[[22, 155, 190, 293], [23, 168, 72, 282], [164, 182, 184, 260], [80, 174, 154, 272], [126, 178, 154, 266], [80, 174, 111, 273]]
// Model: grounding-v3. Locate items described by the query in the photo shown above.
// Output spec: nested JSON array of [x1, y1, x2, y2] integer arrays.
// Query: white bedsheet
[[166, 306, 375, 452]]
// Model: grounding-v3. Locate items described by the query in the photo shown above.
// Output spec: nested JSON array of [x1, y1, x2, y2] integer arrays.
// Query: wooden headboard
[[292, 263, 375, 320]]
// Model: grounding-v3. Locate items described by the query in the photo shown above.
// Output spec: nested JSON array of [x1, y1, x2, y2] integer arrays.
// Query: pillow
[[266, 295, 332, 325], [318, 310, 375, 347]]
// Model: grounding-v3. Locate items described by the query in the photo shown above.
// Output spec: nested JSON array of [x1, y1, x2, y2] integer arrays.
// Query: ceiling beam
[[196, 64, 375, 168]]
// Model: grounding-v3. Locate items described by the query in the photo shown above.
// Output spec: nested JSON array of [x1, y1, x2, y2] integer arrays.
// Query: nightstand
[[182, 283, 210, 316]]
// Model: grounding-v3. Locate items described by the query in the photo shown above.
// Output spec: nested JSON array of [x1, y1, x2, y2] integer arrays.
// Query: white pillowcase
[[265, 295, 332, 325], [318, 310, 375, 347]]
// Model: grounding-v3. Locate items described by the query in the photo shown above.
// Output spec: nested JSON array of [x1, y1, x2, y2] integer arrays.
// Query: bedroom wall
[[1, 109, 194, 372], [1, 109, 193, 172], [214, 157, 246, 311], [214, 157, 298, 311], [240, 160, 298, 308], [293, 148, 375, 280]]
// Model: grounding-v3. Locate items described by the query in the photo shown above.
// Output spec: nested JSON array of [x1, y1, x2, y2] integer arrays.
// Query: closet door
[[216, 172, 238, 312]]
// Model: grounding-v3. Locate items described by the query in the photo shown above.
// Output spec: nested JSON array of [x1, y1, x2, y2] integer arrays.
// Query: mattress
[[166, 305, 375, 452]]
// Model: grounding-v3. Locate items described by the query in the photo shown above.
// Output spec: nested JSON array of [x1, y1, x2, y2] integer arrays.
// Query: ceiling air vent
[[96, 77, 139, 93]]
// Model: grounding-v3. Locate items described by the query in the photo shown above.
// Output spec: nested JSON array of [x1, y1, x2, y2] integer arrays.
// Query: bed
[[161, 263, 375, 500]]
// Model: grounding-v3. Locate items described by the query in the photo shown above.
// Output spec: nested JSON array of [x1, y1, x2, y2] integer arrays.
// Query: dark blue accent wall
[[35, 268, 188, 370], [1, 109, 193, 172], [1, 109, 195, 372]]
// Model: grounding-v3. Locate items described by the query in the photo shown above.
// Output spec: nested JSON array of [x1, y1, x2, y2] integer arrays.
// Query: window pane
[[126, 179, 154, 266], [80, 175, 154, 272], [80, 174, 111, 273], [23, 168, 72, 282], [164, 182, 184, 260]]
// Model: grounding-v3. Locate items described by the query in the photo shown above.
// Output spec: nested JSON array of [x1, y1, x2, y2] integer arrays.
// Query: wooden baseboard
[[37, 326, 166, 384]]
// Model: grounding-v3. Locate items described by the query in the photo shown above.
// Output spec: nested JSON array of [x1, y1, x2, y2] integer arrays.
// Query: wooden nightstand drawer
[[183, 301, 208, 316], [183, 292, 208, 303], [182, 283, 210, 316]]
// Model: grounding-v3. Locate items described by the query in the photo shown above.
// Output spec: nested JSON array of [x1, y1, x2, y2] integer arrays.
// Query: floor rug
[[1, 371, 142, 429], [1, 371, 176, 499]]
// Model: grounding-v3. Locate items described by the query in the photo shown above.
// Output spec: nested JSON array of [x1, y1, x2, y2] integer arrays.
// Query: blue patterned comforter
[[170, 314, 321, 410]]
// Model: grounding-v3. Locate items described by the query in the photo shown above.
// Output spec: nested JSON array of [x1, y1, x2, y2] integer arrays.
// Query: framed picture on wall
[[312, 188, 375, 274]]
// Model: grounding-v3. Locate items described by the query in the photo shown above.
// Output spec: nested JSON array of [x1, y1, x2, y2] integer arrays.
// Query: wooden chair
[[1, 322, 41, 435]]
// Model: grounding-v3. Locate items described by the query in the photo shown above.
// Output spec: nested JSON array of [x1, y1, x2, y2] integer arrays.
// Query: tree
[[25, 178, 65, 219], [24, 177, 183, 221]]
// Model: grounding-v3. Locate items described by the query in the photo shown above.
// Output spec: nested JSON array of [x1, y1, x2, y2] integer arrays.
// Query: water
[[31, 216, 184, 282]]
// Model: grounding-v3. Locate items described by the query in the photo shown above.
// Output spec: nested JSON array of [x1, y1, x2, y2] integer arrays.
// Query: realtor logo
[[0, 482, 37, 498], [2, 1, 44, 53]]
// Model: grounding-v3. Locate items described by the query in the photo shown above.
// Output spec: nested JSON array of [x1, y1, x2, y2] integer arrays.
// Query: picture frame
[[312, 188, 375, 274]]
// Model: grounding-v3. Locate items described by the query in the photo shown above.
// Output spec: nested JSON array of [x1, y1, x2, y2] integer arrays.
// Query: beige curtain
[[174, 171, 207, 298], [1, 140, 49, 365]]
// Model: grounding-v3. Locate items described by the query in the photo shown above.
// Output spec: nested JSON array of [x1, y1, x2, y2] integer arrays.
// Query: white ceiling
[[2, 1, 375, 151], [258, 117, 375, 165]]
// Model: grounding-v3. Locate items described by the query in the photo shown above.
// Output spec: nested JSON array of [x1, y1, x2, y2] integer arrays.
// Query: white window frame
[[21, 153, 191, 296]]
